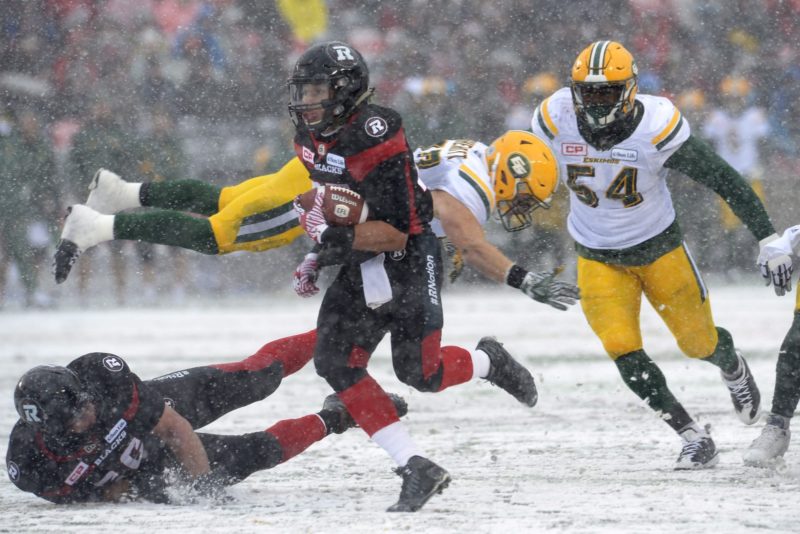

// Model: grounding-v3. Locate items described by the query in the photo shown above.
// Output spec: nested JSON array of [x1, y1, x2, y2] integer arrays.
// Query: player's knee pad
[[313, 352, 365, 391], [602, 333, 642, 360], [393, 358, 440, 393], [678, 326, 720, 359]]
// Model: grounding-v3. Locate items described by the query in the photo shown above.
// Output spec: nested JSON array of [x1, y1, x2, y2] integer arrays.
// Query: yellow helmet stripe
[[535, 97, 559, 139], [651, 108, 682, 149], [589, 41, 611, 77]]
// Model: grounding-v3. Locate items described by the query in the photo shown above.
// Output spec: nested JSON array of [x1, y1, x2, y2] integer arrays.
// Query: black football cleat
[[477, 337, 538, 407], [387, 456, 451, 512], [722, 352, 761, 425], [320, 392, 408, 434], [52, 239, 81, 284], [674, 425, 719, 470]]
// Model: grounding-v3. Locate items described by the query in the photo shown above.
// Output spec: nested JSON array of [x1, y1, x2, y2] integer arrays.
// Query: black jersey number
[[566, 165, 599, 207], [566, 165, 643, 208]]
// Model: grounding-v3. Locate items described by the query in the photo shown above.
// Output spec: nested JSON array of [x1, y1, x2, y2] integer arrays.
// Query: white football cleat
[[743, 414, 791, 468], [52, 205, 113, 284], [86, 168, 141, 214]]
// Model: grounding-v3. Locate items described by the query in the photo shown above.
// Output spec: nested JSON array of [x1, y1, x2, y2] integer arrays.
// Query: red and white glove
[[293, 189, 328, 244], [293, 252, 320, 297]]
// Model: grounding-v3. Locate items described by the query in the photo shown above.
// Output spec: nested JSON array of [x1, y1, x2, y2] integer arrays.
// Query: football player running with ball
[[287, 41, 577, 512], [530, 41, 788, 469]]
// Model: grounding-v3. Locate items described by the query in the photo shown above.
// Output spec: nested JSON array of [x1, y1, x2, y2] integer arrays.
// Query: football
[[295, 186, 369, 226]]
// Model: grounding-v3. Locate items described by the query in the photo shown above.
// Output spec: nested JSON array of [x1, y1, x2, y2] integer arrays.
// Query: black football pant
[[147, 361, 286, 483], [314, 231, 446, 393]]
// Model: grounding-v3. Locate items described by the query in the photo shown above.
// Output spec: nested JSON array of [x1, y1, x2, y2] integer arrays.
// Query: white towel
[[360, 253, 392, 309]]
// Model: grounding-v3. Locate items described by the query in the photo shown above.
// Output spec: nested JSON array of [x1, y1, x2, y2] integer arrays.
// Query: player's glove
[[757, 232, 794, 296], [518, 268, 580, 311], [294, 189, 328, 244], [439, 237, 464, 284], [293, 252, 320, 297]]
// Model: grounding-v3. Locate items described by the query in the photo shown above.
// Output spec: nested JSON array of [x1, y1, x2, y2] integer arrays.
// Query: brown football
[[322, 186, 368, 226], [295, 186, 368, 226]]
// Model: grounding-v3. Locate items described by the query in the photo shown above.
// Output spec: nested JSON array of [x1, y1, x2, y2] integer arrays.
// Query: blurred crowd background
[[1, 0, 799, 308]]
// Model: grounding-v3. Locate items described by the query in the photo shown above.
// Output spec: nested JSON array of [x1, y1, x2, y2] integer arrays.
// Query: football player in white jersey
[[412, 131, 577, 306], [746, 226, 798, 466], [530, 40, 789, 470]]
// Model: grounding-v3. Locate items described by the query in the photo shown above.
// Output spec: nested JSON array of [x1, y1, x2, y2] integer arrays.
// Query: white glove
[[293, 190, 328, 244], [519, 269, 581, 311], [757, 231, 795, 296], [292, 253, 320, 297]]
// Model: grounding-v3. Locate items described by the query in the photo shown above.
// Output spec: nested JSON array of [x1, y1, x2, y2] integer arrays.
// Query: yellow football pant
[[578, 245, 719, 360], [210, 157, 312, 253], [796, 283, 800, 312]]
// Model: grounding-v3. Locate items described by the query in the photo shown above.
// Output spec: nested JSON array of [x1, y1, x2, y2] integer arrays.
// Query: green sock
[[614, 350, 694, 432], [701, 327, 739, 376], [142, 180, 222, 216], [772, 312, 800, 418], [115, 211, 219, 254]]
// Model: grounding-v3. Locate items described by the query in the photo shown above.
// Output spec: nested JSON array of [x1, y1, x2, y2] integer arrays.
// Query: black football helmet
[[14, 365, 92, 436], [288, 41, 372, 134]]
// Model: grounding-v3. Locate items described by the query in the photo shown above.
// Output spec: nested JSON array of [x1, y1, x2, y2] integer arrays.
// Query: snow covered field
[[1, 284, 799, 534]]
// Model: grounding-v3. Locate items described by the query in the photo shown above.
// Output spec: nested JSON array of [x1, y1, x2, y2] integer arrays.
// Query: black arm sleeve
[[664, 134, 775, 240]]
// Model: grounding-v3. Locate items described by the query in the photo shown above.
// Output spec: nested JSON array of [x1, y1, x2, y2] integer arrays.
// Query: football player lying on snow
[[6, 336, 406, 504]]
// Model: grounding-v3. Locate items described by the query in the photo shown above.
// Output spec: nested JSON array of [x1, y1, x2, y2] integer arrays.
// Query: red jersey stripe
[[345, 128, 409, 182]]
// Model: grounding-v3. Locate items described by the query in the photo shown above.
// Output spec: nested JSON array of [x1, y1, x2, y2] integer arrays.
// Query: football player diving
[[529, 40, 789, 469], [51, 141, 577, 312]]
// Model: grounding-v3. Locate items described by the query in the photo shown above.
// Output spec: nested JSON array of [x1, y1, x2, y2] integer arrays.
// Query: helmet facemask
[[571, 77, 637, 130], [495, 179, 550, 232], [289, 75, 359, 134]]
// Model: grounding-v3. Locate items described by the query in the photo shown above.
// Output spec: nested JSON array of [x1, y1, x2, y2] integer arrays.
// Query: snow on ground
[[1, 283, 799, 534]]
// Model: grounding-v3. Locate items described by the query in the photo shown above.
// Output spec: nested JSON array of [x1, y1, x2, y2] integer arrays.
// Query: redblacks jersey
[[293, 103, 433, 236], [6, 353, 168, 503]]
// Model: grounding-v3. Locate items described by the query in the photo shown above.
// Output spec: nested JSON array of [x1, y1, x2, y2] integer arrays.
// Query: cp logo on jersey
[[302, 145, 315, 164], [102, 355, 124, 372], [561, 143, 587, 156], [365, 117, 388, 138], [390, 249, 406, 261]]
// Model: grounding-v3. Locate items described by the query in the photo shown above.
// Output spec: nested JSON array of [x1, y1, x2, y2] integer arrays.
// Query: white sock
[[122, 182, 143, 209], [471, 348, 491, 379], [371, 421, 423, 467], [95, 214, 115, 244], [678, 422, 706, 442]]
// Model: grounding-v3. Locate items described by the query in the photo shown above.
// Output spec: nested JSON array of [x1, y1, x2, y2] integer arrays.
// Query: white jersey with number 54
[[531, 87, 690, 250], [413, 139, 496, 237]]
